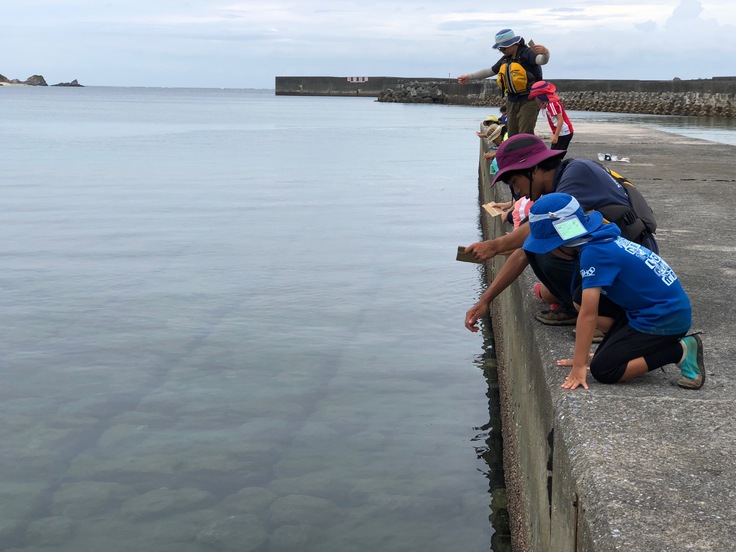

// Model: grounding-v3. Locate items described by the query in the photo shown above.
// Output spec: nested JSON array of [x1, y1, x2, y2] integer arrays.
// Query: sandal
[[535, 307, 578, 326]]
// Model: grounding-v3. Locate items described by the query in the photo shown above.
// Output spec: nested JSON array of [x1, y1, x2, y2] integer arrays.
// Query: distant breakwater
[[275, 76, 736, 118]]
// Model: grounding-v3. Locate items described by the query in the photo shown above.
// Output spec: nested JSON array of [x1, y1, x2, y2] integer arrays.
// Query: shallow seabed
[[0, 87, 511, 551]]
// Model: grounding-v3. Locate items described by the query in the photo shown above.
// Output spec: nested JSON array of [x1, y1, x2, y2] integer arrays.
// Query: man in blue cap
[[458, 29, 550, 136], [522, 193, 704, 391]]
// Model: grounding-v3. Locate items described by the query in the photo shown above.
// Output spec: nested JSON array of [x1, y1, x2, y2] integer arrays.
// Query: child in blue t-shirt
[[523, 193, 705, 391]]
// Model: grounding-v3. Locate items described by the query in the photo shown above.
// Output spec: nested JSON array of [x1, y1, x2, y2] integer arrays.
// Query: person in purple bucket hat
[[463, 134, 658, 328]]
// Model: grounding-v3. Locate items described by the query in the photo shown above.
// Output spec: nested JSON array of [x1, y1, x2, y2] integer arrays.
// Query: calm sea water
[[2, 86, 731, 552], [0, 86, 506, 552]]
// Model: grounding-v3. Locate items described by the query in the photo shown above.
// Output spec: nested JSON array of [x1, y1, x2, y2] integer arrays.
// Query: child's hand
[[562, 366, 589, 390]]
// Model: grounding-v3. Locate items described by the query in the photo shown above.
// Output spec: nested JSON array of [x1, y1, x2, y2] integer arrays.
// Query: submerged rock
[[52, 481, 135, 518], [196, 514, 267, 552], [24, 516, 76, 547], [120, 487, 214, 521]]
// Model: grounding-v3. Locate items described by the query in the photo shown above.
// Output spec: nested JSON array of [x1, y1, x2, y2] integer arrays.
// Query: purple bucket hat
[[490, 134, 567, 187]]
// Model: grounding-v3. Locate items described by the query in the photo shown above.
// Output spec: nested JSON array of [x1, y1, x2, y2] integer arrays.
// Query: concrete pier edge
[[477, 122, 736, 551]]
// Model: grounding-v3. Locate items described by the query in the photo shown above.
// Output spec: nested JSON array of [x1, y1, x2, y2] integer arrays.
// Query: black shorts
[[551, 133, 573, 151], [526, 251, 578, 310], [573, 288, 686, 383]]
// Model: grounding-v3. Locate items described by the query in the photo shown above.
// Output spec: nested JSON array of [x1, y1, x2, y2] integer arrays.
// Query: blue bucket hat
[[523, 193, 604, 254], [493, 29, 523, 49]]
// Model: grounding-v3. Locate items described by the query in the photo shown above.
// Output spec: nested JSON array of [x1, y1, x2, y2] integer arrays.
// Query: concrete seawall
[[275, 76, 456, 97], [275, 76, 736, 117], [478, 124, 736, 550]]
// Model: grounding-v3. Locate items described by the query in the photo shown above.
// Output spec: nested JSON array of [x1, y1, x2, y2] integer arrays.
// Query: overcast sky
[[1, 0, 734, 89]]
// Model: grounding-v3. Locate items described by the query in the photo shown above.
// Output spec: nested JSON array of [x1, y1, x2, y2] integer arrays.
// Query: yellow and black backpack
[[497, 61, 533, 96]]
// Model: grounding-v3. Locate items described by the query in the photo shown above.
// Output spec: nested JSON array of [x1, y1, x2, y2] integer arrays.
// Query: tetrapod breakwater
[[275, 76, 736, 117]]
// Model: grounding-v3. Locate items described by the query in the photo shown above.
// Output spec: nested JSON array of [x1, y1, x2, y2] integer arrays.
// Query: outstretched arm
[[465, 223, 531, 262], [458, 68, 495, 84], [465, 248, 530, 332]]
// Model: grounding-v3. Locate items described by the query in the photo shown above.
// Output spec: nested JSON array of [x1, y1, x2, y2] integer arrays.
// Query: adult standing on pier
[[458, 29, 550, 136]]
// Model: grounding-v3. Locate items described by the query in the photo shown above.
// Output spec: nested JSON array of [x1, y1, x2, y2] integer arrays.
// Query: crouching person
[[523, 193, 705, 391]]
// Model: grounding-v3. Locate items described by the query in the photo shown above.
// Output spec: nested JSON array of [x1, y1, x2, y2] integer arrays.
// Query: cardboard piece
[[456, 246, 482, 263], [483, 203, 506, 217]]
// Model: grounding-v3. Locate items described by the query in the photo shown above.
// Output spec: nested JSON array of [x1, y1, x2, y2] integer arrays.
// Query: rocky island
[[0, 74, 83, 87]]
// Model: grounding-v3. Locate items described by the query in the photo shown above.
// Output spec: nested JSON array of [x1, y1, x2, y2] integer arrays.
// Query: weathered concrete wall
[[275, 76, 736, 117], [480, 122, 736, 551], [274, 76, 457, 98], [477, 155, 561, 551]]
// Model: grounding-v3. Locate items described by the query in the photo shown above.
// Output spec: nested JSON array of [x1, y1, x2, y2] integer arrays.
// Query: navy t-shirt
[[553, 159, 630, 212], [553, 158, 659, 252], [580, 234, 691, 335]]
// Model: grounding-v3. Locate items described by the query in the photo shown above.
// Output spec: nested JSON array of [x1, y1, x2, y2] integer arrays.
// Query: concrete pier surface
[[478, 121, 736, 551]]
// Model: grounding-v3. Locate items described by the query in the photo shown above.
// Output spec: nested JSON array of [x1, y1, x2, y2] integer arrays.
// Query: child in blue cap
[[523, 193, 704, 391]]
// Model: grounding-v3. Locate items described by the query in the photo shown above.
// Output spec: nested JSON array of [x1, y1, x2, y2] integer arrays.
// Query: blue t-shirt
[[579, 233, 691, 335], [554, 159, 630, 212]]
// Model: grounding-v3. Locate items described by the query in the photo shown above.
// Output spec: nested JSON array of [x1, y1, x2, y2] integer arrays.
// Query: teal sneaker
[[676, 334, 705, 390]]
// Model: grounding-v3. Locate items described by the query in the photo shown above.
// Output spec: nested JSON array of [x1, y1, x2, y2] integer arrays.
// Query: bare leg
[[540, 284, 558, 305], [618, 357, 649, 381], [534, 284, 560, 305], [596, 316, 615, 334]]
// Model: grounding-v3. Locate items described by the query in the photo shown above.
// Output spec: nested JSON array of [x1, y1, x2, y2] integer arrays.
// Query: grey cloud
[[635, 20, 658, 32], [548, 7, 586, 14], [437, 20, 497, 32], [667, 0, 704, 25]]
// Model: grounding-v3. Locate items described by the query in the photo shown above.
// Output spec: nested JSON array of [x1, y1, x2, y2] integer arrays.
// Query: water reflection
[[473, 329, 512, 551]]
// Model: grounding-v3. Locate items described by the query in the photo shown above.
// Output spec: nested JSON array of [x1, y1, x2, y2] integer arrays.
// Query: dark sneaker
[[676, 334, 705, 390], [572, 328, 605, 343], [535, 308, 577, 326]]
